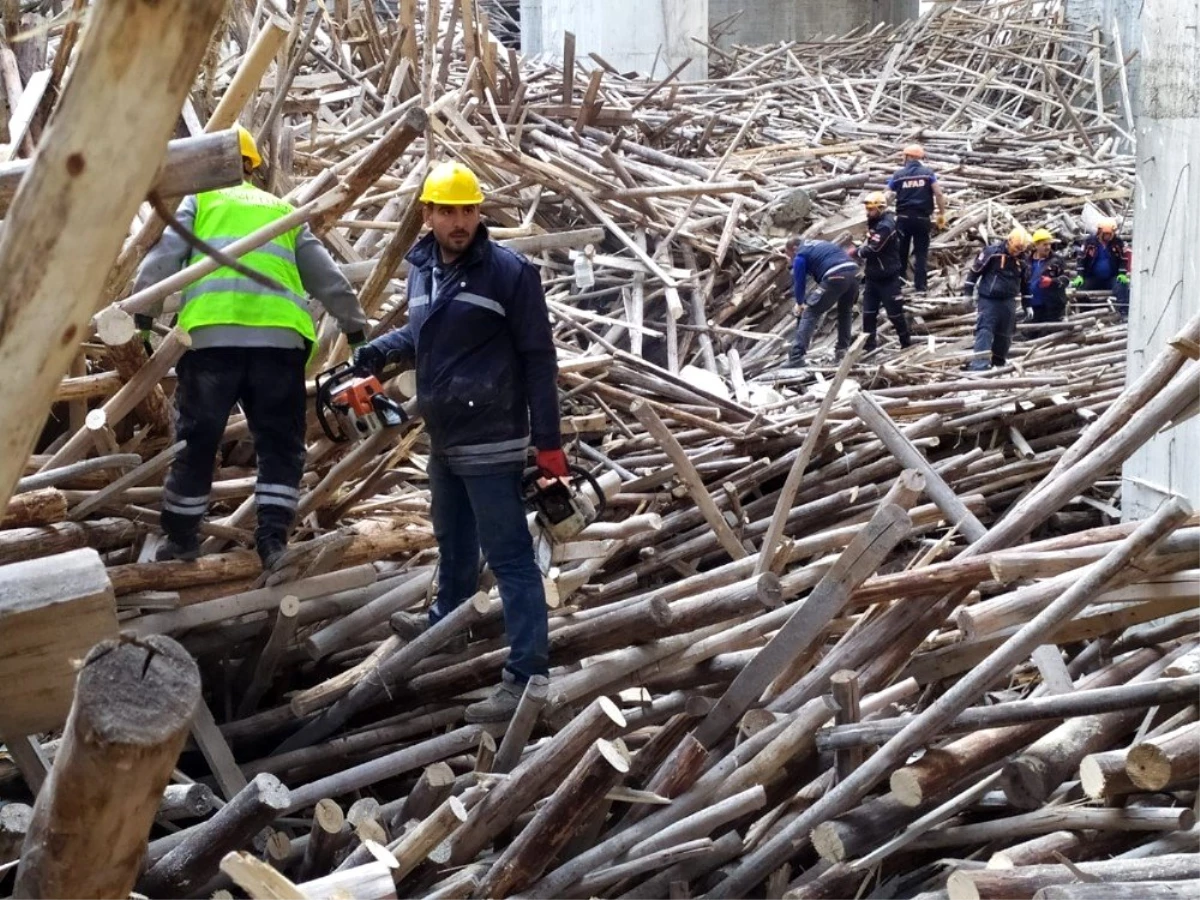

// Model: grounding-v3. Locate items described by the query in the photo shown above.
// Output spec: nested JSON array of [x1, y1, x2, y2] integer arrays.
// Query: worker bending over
[[856, 192, 912, 353], [962, 228, 1032, 371], [887, 144, 947, 294], [785, 237, 859, 368], [134, 128, 368, 567], [354, 161, 565, 723], [1073, 217, 1129, 319], [1026, 228, 1071, 329]]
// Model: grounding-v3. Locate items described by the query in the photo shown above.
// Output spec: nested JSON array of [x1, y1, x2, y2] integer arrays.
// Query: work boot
[[786, 349, 807, 368], [390, 611, 469, 654], [156, 532, 200, 562], [256, 535, 287, 570], [464, 672, 524, 723]]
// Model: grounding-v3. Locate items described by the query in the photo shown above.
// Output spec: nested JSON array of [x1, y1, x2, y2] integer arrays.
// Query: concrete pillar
[[710, 0, 917, 48], [1065, 0, 1141, 110], [1121, 0, 1200, 519], [520, 0, 707, 81]]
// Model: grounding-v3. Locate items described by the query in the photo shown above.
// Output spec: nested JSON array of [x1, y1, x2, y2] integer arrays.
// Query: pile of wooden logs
[[0, 0, 1196, 897]]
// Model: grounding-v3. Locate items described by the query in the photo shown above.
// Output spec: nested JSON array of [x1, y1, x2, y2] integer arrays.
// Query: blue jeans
[[792, 272, 858, 363], [970, 295, 1018, 370], [427, 454, 549, 681]]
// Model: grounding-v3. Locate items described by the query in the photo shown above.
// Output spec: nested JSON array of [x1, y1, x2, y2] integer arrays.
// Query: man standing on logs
[[1025, 228, 1071, 331], [962, 227, 1032, 371], [887, 144, 948, 294], [133, 127, 369, 567], [1071, 217, 1130, 320], [855, 191, 912, 353], [353, 161, 565, 723], [784, 236, 859, 368]]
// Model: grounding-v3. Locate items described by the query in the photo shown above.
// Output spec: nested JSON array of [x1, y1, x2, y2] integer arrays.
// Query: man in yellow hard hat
[[1026, 228, 1070, 330], [133, 126, 369, 566], [961, 227, 1032, 370], [354, 160, 564, 723], [887, 143, 948, 293], [854, 191, 911, 353]]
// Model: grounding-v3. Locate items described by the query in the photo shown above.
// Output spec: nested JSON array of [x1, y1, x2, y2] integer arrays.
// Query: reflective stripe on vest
[[178, 184, 317, 349]]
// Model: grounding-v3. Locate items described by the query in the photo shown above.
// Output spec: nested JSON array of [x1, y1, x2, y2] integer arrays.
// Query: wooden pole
[[13, 635, 200, 900], [0, 0, 226, 514]]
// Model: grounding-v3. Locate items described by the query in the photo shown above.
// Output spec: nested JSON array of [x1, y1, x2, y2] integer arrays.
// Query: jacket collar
[[407, 223, 493, 270]]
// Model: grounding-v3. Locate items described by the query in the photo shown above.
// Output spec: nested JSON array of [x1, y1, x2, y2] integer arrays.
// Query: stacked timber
[[0, 0, 1196, 898]]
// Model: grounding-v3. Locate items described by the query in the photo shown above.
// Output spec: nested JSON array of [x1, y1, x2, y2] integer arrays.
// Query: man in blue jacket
[[785, 237, 859, 368], [354, 161, 565, 723], [1026, 228, 1070, 331], [962, 227, 1032, 370], [1072, 217, 1129, 319], [887, 144, 948, 293], [855, 192, 911, 353]]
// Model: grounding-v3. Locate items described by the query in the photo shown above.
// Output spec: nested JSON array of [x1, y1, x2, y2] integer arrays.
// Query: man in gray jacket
[[133, 127, 368, 566]]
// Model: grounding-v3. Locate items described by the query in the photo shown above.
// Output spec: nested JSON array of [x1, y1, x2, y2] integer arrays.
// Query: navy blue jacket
[[964, 242, 1031, 305], [888, 161, 938, 217], [792, 240, 857, 304], [1077, 235, 1126, 282], [371, 225, 560, 471], [858, 211, 903, 280], [1028, 253, 1070, 308]]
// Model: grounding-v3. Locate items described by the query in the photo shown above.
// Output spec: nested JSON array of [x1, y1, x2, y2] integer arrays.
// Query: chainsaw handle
[[523, 462, 607, 519]]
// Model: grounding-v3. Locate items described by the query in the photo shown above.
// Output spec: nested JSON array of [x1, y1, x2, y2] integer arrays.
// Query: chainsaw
[[315, 361, 407, 443], [523, 463, 606, 545]]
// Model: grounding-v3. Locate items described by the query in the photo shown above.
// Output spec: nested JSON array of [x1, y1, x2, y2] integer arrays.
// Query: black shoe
[[464, 672, 525, 723], [786, 351, 807, 368], [257, 536, 287, 570], [157, 533, 200, 562]]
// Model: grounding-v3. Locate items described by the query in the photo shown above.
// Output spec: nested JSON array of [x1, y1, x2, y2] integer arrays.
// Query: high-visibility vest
[[178, 184, 317, 347]]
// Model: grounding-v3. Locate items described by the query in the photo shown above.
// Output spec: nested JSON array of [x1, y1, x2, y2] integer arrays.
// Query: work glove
[[352, 343, 385, 376], [536, 448, 570, 480], [935, 212, 947, 230], [1116, 274, 1130, 286], [1038, 275, 1053, 289], [1070, 276, 1084, 289], [1023, 307, 1035, 322]]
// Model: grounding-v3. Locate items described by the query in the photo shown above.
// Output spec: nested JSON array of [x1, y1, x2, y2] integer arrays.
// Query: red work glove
[[536, 448, 569, 480], [1038, 275, 1053, 289]]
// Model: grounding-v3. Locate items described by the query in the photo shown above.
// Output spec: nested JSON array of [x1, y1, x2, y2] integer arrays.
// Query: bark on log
[[1033, 885, 1197, 900], [0, 0, 226, 513], [158, 783, 219, 821], [0, 488, 67, 529], [492, 675, 549, 774], [478, 738, 632, 898], [296, 799, 348, 882], [946, 854, 1200, 900], [138, 773, 293, 897], [13, 635, 200, 900]]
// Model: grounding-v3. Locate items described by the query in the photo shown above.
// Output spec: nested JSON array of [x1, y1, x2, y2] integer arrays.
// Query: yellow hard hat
[[1031, 228, 1054, 244], [902, 144, 925, 159], [863, 191, 887, 210], [237, 126, 262, 169], [1007, 226, 1032, 249], [420, 161, 484, 205], [1096, 217, 1117, 235]]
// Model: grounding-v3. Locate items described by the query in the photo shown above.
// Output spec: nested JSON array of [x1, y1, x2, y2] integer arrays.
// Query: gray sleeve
[[295, 224, 369, 339], [131, 195, 197, 316]]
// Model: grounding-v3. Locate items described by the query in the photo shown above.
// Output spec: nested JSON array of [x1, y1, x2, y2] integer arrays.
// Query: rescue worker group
[[132, 130, 1132, 722], [787, 143, 1130, 369]]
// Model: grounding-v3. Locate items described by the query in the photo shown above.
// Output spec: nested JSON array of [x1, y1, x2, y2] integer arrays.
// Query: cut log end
[[597, 694, 627, 729], [314, 798, 345, 833], [810, 821, 846, 863], [76, 634, 201, 746], [946, 869, 983, 900], [1126, 743, 1185, 792], [888, 767, 925, 808]]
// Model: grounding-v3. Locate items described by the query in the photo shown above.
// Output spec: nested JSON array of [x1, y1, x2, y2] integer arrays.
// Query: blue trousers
[[970, 295, 1018, 370], [427, 454, 549, 681], [791, 272, 858, 364]]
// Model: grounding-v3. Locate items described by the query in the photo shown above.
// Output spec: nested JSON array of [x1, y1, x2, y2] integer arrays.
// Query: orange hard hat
[[902, 144, 925, 159]]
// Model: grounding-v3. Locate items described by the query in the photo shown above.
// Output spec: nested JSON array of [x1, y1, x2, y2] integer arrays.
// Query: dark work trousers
[[791, 272, 858, 364], [896, 214, 932, 292], [427, 454, 549, 682], [862, 275, 911, 350], [161, 347, 307, 545], [1027, 299, 1067, 339], [1083, 274, 1129, 319], [969, 296, 1018, 370]]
